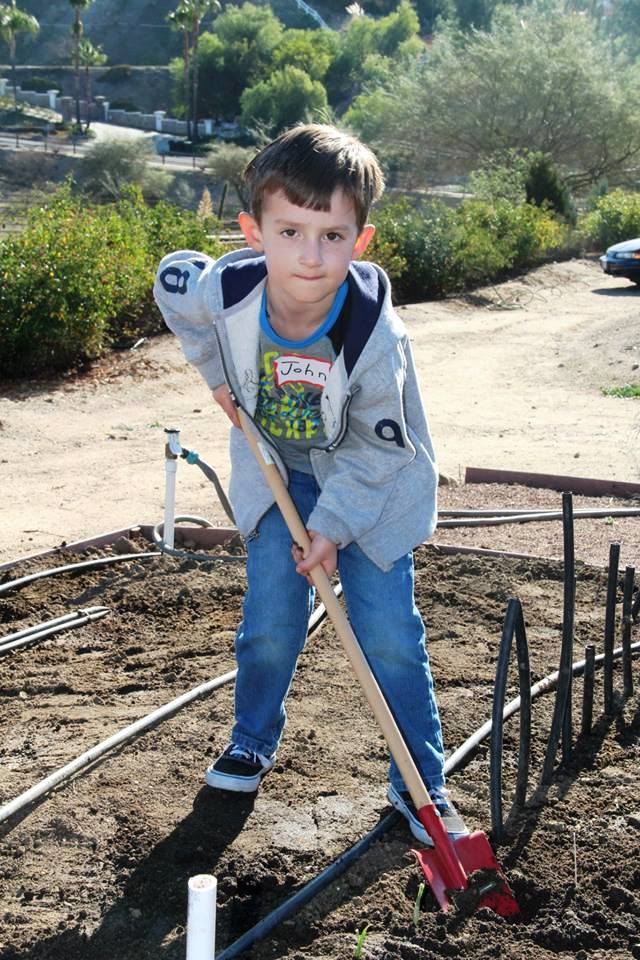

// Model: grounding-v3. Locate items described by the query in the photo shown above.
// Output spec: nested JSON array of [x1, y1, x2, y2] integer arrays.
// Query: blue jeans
[[231, 470, 445, 792]]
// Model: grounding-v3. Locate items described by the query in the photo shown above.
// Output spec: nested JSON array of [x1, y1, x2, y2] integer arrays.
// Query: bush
[[578, 189, 640, 250], [370, 198, 458, 300], [370, 195, 568, 302], [97, 65, 133, 84], [0, 183, 224, 377], [80, 138, 173, 203], [525, 154, 575, 224]]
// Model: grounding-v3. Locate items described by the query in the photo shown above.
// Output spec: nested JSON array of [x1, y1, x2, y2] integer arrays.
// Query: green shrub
[[578, 189, 640, 249], [0, 183, 223, 377], [97, 65, 133, 84], [453, 198, 567, 286], [80, 139, 173, 204], [525, 153, 575, 224], [370, 195, 567, 301], [371, 198, 459, 300]]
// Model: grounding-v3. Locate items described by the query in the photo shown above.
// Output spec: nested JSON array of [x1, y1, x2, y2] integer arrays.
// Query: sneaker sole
[[204, 759, 275, 793], [387, 786, 434, 847]]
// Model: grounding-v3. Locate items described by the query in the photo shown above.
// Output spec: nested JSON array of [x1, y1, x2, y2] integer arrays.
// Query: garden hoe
[[238, 408, 519, 918]]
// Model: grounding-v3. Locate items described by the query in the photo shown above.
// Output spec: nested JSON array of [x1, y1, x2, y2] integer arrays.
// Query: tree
[[167, 3, 193, 138], [325, 0, 421, 106], [346, 0, 640, 190], [0, 1, 39, 106], [184, 0, 220, 141], [171, 3, 283, 122], [68, 0, 93, 131], [240, 65, 329, 135], [271, 28, 337, 81], [77, 37, 107, 126]]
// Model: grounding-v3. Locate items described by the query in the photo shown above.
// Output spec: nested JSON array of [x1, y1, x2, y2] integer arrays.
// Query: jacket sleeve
[[307, 337, 419, 548], [152, 250, 225, 389]]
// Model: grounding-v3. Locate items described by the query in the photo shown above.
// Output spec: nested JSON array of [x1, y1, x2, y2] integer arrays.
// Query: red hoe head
[[413, 805, 520, 917]]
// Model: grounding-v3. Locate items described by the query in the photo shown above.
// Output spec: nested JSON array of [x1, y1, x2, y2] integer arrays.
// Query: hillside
[[11, 0, 345, 66]]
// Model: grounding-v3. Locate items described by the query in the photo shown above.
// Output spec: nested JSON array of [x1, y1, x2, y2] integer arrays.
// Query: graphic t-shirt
[[255, 282, 348, 473]]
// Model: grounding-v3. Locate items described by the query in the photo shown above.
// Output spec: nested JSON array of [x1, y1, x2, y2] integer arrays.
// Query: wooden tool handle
[[238, 408, 431, 811]]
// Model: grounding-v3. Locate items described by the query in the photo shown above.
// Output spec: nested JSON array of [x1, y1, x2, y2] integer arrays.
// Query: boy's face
[[238, 188, 375, 311]]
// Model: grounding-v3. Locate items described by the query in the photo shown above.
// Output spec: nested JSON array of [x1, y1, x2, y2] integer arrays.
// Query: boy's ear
[[238, 211, 264, 252], [352, 224, 376, 260]]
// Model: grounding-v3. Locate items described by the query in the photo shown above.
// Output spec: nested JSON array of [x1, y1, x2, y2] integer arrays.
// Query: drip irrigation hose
[[217, 639, 640, 960], [541, 493, 576, 784], [604, 543, 621, 715], [437, 507, 640, 519], [490, 598, 531, 842], [0, 553, 160, 597], [0, 582, 343, 827], [436, 507, 640, 528], [0, 606, 109, 656], [152, 516, 246, 564], [0, 669, 238, 827]]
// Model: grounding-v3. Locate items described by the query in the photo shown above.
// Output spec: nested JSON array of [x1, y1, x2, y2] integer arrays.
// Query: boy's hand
[[212, 384, 240, 428], [292, 530, 337, 584]]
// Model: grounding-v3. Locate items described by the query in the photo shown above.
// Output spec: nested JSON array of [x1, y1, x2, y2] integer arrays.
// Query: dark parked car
[[600, 238, 640, 285]]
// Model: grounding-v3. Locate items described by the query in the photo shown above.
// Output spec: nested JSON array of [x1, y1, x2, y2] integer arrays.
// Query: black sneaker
[[205, 743, 276, 792], [387, 784, 469, 846]]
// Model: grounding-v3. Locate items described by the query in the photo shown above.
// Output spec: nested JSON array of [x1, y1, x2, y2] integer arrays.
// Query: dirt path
[[1, 258, 639, 564]]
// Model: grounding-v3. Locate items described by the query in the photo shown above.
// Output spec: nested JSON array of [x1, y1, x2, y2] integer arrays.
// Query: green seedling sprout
[[413, 882, 426, 928], [353, 922, 370, 958]]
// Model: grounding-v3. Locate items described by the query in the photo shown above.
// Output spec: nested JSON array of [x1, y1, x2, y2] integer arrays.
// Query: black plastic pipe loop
[[603, 542, 621, 716], [622, 566, 635, 698], [542, 492, 576, 784], [490, 597, 531, 844]]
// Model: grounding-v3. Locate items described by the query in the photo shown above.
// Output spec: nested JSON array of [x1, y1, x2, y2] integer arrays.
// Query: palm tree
[[168, 0, 220, 143], [185, 0, 220, 142], [77, 37, 106, 127], [0, 1, 39, 107], [68, 0, 93, 130], [167, 2, 193, 139]]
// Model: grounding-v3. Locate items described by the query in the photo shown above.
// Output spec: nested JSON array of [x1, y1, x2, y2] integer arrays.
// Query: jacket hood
[[214, 247, 393, 377]]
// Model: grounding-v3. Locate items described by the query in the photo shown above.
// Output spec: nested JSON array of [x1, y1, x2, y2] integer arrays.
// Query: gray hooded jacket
[[153, 246, 439, 571]]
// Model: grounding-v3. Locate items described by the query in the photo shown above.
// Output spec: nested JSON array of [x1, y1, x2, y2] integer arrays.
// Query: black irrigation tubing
[[437, 507, 640, 518], [490, 598, 531, 843], [0, 553, 161, 597], [0, 606, 109, 657], [541, 493, 576, 784], [604, 542, 621, 715], [561, 494, 576, 767], [435, 507, 640, 528], [581, 645, 596, 735], [219, 638, 640, 960], [0, 585, 342, 826], [622, 566, 635, 697]]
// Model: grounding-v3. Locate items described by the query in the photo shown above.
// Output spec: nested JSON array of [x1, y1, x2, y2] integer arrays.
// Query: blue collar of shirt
[[259, 281, 348, 349]]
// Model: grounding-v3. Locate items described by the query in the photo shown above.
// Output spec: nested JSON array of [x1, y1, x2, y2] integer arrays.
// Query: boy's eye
[[325, 232, 344, 242], [280, 228, 297, 238]]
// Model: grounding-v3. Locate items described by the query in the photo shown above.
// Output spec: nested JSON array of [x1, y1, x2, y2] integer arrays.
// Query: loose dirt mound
[[1, 542, 638, 958]]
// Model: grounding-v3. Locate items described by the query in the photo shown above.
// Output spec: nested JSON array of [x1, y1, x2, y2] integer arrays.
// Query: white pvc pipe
[[186, 874, 217, 960], [164, 457, 177, 550]]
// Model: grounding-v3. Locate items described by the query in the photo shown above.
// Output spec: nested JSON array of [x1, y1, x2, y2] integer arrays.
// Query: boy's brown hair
[[243, 124, 384, 232]]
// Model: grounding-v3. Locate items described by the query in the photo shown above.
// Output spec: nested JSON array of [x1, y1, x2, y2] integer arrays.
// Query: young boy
[[153, 124, 467, 844]]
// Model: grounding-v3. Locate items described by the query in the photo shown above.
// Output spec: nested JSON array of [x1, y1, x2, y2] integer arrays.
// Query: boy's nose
[[299, 239, 322, 267]]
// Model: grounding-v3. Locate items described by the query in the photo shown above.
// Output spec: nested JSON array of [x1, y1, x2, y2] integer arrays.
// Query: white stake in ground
[[186, 874, 217, 960]]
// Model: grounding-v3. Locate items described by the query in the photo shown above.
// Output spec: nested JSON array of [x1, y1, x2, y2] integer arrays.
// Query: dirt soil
[[0, 258, 639, 958], [0, 541, 638, 959]]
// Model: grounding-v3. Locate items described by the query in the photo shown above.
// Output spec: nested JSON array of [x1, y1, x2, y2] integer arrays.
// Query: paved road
[[0, 129, 207, 171]]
